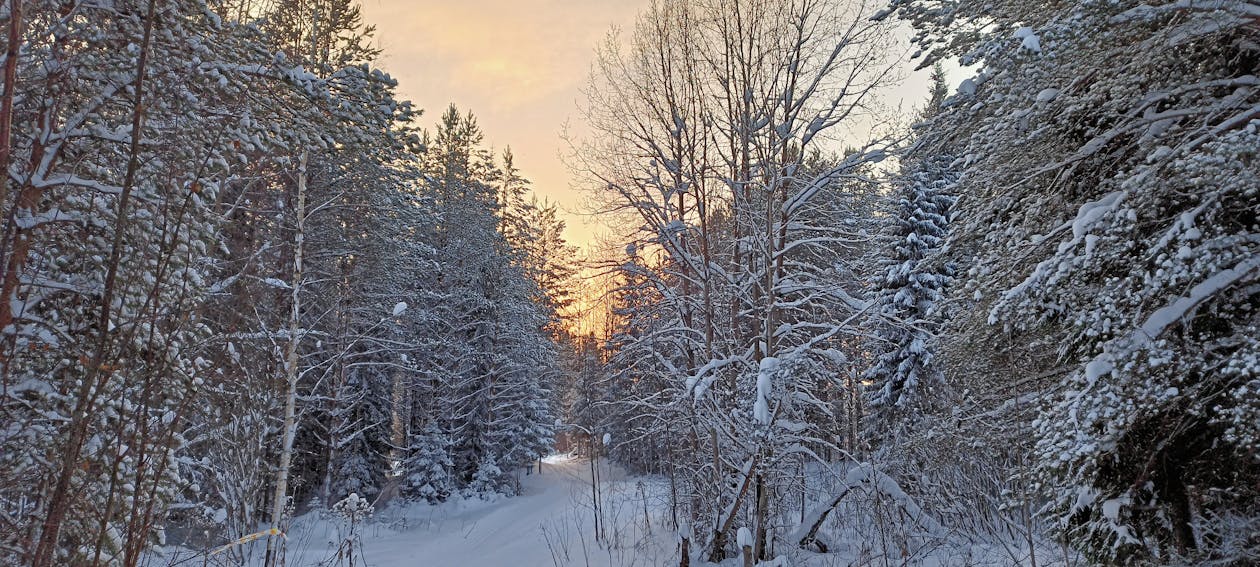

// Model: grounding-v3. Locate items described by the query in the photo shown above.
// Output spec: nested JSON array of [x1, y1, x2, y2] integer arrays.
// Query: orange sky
[[360, 0, 644, 251], [360, 1, 945, 253]]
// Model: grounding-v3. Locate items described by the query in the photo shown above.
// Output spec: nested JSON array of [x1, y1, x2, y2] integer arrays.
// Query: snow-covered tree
[[417, 105, 556, 497], [0, 3, 315, 563], [403, 422, 455, 503], [0, 1, 565, 564], [886, 0, 1260, 562], [577, 0, 900, 560], [865, 155, 956, 420]]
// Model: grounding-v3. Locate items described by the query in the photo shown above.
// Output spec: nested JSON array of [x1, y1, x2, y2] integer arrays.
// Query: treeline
[[0, 2, 570, 565], [575, 0, 1259, 565]]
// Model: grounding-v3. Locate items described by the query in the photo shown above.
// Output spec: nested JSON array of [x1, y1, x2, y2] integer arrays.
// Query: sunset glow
[[360, 0, 646, 251]]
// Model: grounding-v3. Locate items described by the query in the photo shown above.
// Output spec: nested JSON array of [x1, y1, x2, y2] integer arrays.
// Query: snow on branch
[[994, 190, 1126, 316], [789, 462, 945, 552], [1080, 254, 1260, 395]]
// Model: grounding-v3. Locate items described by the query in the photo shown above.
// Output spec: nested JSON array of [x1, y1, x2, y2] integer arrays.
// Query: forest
[[0, 0, 1256, 566]]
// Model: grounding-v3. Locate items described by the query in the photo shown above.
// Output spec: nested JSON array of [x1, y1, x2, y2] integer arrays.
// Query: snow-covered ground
[[228, 454, 678, 567], [315, 455, 675, 566], [155, 455, 1070, 566]]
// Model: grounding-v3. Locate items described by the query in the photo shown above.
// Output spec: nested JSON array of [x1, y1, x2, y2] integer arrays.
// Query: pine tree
[[417, 105, 556, 497]]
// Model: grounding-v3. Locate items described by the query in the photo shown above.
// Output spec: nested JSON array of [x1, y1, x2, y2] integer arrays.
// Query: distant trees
[[418, 105, 557, 496]]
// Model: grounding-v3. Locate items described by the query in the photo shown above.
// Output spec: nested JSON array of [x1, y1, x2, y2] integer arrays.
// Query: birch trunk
[[266, 150, 307, 566], [377, 367, 410, 507]]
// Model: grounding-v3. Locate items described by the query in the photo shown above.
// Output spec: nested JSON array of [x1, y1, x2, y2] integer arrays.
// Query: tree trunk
[[377, 367, 410, 507], [793, 487, 853, 552], [754, 472, 768, 560], [669, 452, 679, 530], [1163, 451, 1197, 555], [266, 150, 307, 566], [0, 0, 21, 207], [708, 456, 757, 562], [590, 434, 602, 542]]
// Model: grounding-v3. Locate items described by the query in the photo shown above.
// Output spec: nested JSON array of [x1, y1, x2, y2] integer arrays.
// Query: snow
[[1071, 191, 1123, 240], [1014, 27, 1041, 53], [996, 190, 1127, 313], [14, 208, 81, 230], [221, 455, 678, 567], [1138, 255, 1260, 339], [1084, 357, 1114, 388], [755, 356, 779, 425], [260, 277, 291, 290], [215, 458, 1035, 567], [391, 301, 407, 316], [1072, 254, 1260, 409], [1147, 145, 1174, 162]]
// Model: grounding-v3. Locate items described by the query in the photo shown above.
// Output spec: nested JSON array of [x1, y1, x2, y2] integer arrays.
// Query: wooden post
[[589, 432, 601, 543]]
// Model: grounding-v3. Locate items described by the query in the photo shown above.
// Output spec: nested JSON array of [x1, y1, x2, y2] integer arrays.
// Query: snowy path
[[280, 455, 676, 566]]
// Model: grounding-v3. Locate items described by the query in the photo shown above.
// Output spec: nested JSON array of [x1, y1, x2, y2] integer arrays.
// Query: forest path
[[282, 454, 674, 567], [368, 456, 592, 566]]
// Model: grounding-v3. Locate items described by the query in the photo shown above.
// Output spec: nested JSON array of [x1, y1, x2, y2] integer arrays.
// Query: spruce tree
[[865, 155, 956, 419]]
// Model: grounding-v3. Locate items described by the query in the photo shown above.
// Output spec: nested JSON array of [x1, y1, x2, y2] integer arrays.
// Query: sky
[[359, 0, 945, 253]]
